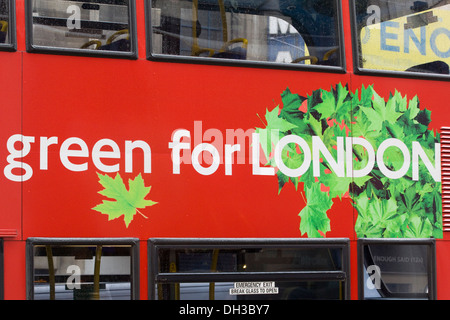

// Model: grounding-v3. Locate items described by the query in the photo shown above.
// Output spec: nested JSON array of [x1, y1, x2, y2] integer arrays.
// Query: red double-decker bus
[[0, 0, 449, 301]]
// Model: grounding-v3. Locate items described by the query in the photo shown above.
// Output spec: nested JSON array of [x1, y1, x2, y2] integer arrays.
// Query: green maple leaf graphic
[[257, 84, 442, 238], [92, 173, 157, 227]]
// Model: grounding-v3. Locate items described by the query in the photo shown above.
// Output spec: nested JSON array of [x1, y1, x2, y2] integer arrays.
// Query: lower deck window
[[358, 238, 436, 300], [26, 238, 139, 300], [148, 238, 350, 300], [26, 0, 136, 57]]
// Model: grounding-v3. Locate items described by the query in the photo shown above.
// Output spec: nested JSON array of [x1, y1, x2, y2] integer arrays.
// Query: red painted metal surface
[[0, 0, 448, 300]]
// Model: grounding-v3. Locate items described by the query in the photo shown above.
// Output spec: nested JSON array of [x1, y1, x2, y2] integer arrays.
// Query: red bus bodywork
[[0, 0, 449, 300]]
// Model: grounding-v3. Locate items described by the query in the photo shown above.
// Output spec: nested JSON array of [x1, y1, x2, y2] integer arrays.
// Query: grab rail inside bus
[[209, 249, 219, 300], [191, 0, 248, 59], [292, 55, 318, 64], [107, 29, 129, 45], [93, 245, 102, 300]]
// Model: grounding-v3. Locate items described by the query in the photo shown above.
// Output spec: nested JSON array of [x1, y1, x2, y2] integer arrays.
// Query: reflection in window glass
[[149, 239, 350, 300], [158, 247, 344, 273], [28, 0, 133, 54], [354, 0, 450, 75], [150, 0, 342, 67], [0, 0, 10, 45], [359, 240, 436, 300], [0, 240, 3, 300], [28, 241, 138, 300]]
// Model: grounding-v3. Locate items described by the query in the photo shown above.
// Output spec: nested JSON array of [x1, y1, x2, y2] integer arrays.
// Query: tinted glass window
[[0, 0, 14, 49], [157, 247, 344, 273], [353, 0, 450, 75], [0, 240, 3, 300], [27, 0, 135, 57], [150, 0, 342, 67], [27, 239, 139, 300]]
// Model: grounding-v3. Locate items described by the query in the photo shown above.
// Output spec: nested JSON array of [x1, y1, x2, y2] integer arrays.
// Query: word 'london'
[[3, 127, 440, 182]]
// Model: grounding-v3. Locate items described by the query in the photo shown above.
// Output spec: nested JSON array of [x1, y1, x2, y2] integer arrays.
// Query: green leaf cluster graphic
[[93, 173, 157, 228], [256, 84, 442, 238]]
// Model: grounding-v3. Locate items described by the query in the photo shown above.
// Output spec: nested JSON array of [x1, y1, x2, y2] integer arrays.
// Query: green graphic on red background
[[93, 173, 157, 228], [256, 83, 442, 238]]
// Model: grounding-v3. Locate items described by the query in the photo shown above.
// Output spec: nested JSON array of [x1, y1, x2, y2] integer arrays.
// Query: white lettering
[[92, 138, 120, 173], [225, 144, 241, 175], [346, 137, 375, 178], [192, 143, 220, 175], [4, 134, 35, 182], [313, 136, 345, 177], [376, 138, 410, 179], [252, 132, 275, 176], [168, 129, 191, 174], [2, 132, 441, 183], [60, 137, 89, 172], [40, 136, 58, 170], [125, 140, 152, 174], [412, 141, 441, 182], [274, 135, 311, 177]]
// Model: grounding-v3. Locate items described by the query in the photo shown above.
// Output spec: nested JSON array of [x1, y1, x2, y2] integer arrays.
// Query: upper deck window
[[148, 0, 343, 69], [26, 0, 137, 58], [352, 0, 450, 76], [0, 0, 15, 51]]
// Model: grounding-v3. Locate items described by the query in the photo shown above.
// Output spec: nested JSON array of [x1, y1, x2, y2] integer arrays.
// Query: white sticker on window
[[229, 282, 279, 295]]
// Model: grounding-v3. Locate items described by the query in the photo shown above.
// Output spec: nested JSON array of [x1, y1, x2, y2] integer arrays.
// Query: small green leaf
[[298, 184, 333, 238], [93, 173, 157, 227]]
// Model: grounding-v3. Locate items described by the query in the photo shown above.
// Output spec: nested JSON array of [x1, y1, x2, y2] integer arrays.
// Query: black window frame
[[25, 0, 138, 59], [0, 239, 4, 300], [357, 238, 437, 300], [148, 238, 351, 300], [145, 0, 346, 73], [26, 237, 140, 300], [0, 0, 16, 51], [349, 0, 450, 81]]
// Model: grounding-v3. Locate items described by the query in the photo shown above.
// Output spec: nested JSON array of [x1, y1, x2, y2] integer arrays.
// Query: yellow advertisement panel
[[361, 5, 450, 73]]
